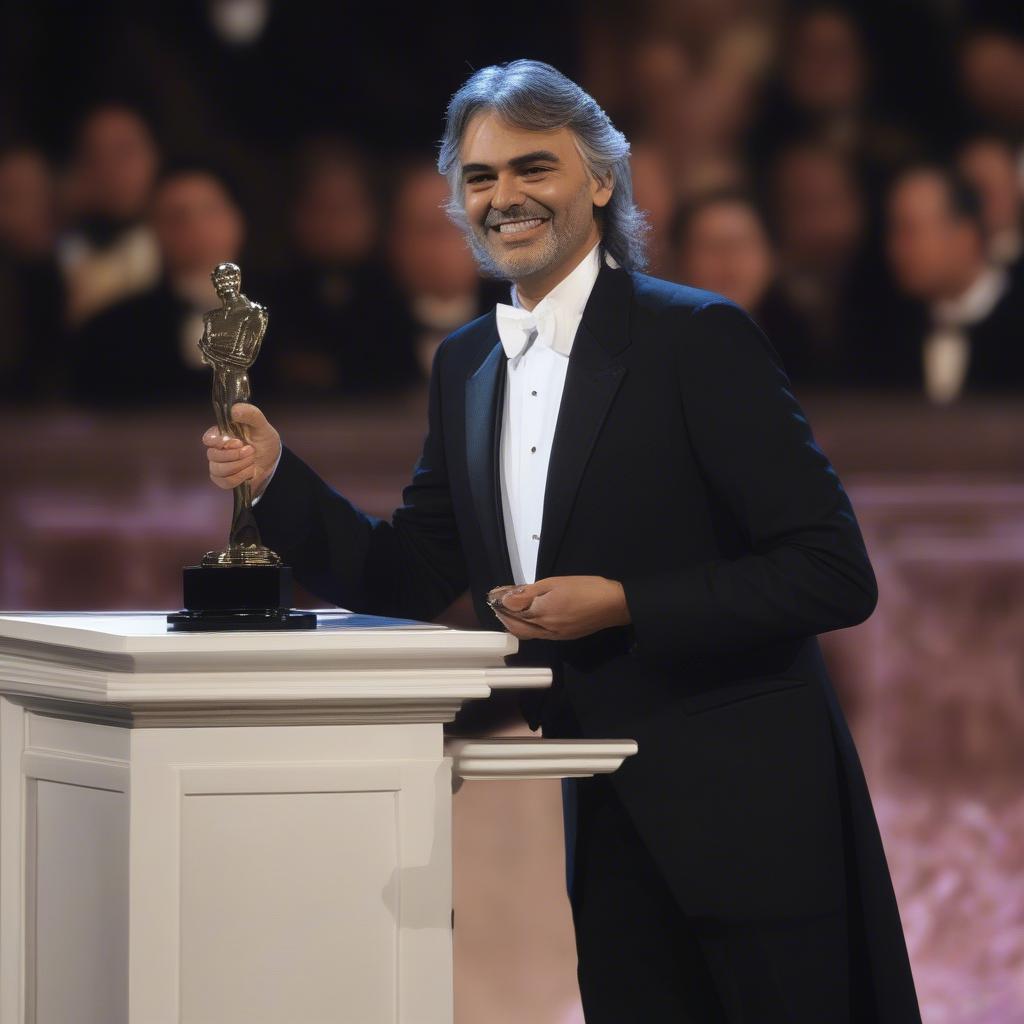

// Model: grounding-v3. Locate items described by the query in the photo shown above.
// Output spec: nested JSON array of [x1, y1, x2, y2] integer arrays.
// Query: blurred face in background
[[68, 106, 159, 223], [771, 144, 864, 271], [959, 32, 1024, 133], [151, 172, 244, 282], [0, 148, 56, 259], [956, 138, 1023, 242], [676, 198, 774, 311], [785, 9, 866, 115], [291, 157, 377, 267], [388, 165, 479, 300], [886, 171, 985, 302]]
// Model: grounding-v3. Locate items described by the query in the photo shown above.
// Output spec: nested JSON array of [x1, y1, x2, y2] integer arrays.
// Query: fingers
[[209, 457, 257, 489], [500, 589, 536, 614], [208, 443, 254, 464], [208, 441, 256, 489], [202, 425, 244, 449], [493, 608, 557, 639], [230, 402, 269, 433]]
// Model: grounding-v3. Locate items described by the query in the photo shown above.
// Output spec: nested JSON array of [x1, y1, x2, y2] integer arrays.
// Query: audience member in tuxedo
[[0, 145, 67, 401], [746, 4, 920, 192], [385, 156, 506, 381], [870, 163, 1024, 402], [957, 135, 1024, 275], [262, 138, 421, 401], [56, 103, 161, 327], [69, 164, 245, 407], [670, 187, 845, 391], [765, 139, 891, 383]]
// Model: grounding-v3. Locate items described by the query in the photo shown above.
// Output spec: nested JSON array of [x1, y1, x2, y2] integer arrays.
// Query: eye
[[523, 166, 549, 176], [466, 174, 493, 185]]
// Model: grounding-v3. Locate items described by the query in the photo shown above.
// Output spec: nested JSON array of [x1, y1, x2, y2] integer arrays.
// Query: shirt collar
[[501, 241, 612, 358], [931, 263, 1009, 328]]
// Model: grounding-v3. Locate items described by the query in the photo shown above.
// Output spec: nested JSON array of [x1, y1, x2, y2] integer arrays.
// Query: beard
[[463, 180, 595, 282]]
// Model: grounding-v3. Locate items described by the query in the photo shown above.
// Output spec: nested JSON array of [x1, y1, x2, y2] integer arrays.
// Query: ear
[[591, 168, 614, 209]]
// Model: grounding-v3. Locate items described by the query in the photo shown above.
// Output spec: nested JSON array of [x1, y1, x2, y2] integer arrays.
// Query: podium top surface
[[0, 612, 549, 723], [0, 610, 518, 661]]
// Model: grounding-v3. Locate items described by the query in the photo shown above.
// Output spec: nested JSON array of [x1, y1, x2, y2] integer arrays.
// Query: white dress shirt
[[254, 239, 619, 588], [924, 263, 1009, 404], [496, 241, 616, 585]]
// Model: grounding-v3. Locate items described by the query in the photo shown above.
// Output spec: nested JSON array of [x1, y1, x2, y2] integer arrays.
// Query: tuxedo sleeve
[[251, 334, 469, 621], [619, 300, 878, 662]]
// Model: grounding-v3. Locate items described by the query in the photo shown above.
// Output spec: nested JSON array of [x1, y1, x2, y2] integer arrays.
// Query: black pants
[[562, 772, 852, 1023]]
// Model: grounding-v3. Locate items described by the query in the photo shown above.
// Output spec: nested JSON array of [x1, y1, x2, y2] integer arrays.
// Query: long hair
[[436, 59, 650, 272]]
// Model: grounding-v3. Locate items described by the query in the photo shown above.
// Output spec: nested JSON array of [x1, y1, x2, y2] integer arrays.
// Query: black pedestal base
[[167, 564, 317, 632], [167, 607, 318, 631]]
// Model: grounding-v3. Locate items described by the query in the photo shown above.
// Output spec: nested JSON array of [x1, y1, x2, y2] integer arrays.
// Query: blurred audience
[[0, 2, 1022, 409], [263, 138, 422, 400], [873, 164, 1024, 402], [386, 156, 507, 379], [628, 142, 678, 279], [957, 23, 1024, 147], [956, 135, 1024, 272], [748, 3, 920, 185], [0, 145, 66, 399], [69, 164, 245, 406], [671, 186, 840, 389], [764, 139, 888, 379], [57, 103, 161, 327]]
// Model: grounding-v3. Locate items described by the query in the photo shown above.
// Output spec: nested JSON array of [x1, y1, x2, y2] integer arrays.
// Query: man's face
[[291, 162, 377, 266], [886, 173, 981, 300], [679, 202, 774, 313], [73, 108, 158, 222], [151, 173, 244, 280], [772, 147, 863, 269], [456, 110, 611, 281], [389, 168, 479, 298]]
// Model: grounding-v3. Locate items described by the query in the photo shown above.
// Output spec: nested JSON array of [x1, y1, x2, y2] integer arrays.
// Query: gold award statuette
[[167, 263, 316, 631]]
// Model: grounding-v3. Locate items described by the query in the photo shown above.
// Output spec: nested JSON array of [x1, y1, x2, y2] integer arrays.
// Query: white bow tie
[[495, 302, 560, 360]]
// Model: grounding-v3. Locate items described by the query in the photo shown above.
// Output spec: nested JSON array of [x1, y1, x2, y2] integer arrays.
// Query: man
[[0, 145, 66, 400], [263, 138, 422, 400], [872, 163, 1024, 402], [57, 103, 161, 326], [671, 186, 834, 390], [385, 155, 507, 380], [203, 60, 921, 1022], [70, 163, 246, 406], [956, 135, 1024, 273]]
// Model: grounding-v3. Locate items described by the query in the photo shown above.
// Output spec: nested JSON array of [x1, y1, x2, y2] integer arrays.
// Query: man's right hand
[[203, 402, 282, 500]]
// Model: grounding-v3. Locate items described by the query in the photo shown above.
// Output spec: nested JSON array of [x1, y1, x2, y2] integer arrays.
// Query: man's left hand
[[488, 576, 631, 640]]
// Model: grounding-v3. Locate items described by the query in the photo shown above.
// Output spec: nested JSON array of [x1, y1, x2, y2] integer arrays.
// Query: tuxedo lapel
[[534, 261, 631, 581], [465, 334, 515, 584]]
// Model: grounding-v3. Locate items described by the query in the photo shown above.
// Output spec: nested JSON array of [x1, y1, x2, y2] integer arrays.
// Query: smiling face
[[457, 109, 612, 298]]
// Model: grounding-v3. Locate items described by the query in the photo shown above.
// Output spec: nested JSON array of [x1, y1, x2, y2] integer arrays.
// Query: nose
[[491, 172, 526, 214]]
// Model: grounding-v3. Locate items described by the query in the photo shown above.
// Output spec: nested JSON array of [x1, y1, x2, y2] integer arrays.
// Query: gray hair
[[436, 59, 650, 272]]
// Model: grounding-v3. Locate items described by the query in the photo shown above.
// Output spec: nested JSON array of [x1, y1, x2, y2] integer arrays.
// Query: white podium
[[0, 612, 636, 1024]]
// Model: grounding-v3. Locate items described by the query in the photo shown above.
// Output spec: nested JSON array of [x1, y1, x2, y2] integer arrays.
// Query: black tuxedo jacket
[[253, 257, 921, 1022]]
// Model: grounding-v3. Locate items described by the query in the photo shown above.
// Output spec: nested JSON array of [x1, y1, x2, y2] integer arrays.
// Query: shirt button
[[530, 446, 536, 453], [531, 390, 537, 396], [532, 533, 539, 540]]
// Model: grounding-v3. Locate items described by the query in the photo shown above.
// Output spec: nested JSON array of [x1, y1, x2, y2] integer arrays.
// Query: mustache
[[484, 203, 551, 228]]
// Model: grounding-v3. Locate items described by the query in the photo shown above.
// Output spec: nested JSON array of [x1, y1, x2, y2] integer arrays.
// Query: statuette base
[[168, 564, 316, 632], [167, 607, 317, 632]]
